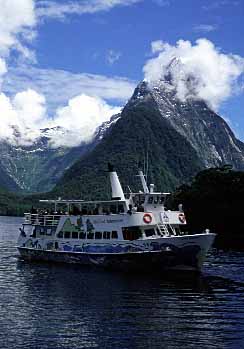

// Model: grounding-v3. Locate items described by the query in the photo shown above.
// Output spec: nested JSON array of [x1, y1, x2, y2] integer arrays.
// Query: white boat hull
[[17, 233, 215, 272]]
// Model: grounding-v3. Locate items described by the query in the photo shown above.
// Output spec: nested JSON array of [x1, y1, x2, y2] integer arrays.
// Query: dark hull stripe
[[18, 246, 204, 272]]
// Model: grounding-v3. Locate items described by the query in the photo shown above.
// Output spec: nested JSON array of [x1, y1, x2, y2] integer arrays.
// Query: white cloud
[[0, 58, 7, 87], [202, 0, 240, 11], [36, 0, 142, 19], [48, 94, 121, 147], [0, 0, 36, 59], [0, 88, 120, 147], [3, 65, 136, 111], [143, 38, 244, 110], [151, 40, 165, 54], [193, 24, 218, 33], [0, 89, 46, 145], [0, 59, 7, 75], [152, 0, 170, 6], [106, 49, 122, 65]]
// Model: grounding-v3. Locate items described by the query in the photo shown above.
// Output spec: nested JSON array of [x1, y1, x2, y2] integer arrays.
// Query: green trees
[[173, 166, 244, 249]]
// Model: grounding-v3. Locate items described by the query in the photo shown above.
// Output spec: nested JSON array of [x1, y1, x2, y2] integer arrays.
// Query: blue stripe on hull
[[18, 245, 203, 272]]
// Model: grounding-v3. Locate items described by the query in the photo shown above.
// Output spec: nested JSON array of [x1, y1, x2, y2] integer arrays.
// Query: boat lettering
[[106, 219, 123, 223]]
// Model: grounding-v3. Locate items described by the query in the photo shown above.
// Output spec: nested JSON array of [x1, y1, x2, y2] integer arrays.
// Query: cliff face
[[131, 80, 244, 170], [53, 79, 244, 199], [0, 133, 87, 193]]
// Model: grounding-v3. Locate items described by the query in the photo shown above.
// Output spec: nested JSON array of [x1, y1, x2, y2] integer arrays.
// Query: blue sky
[[36, 0, 243, 78], [0, 0, 244, 146]]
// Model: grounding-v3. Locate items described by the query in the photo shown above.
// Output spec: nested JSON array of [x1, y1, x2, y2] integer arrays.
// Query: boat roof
[[128, 192, 171, 195], [39, 199, 126, 205]]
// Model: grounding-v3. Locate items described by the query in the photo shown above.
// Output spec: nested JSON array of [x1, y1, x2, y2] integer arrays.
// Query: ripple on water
[[0, 217, 244, 348]]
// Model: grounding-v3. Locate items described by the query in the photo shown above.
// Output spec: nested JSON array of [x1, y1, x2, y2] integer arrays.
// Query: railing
[[24, 214, 62, 226]]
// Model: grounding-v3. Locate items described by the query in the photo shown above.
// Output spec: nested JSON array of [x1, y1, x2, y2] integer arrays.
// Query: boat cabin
[[22, 166, 186, 243]]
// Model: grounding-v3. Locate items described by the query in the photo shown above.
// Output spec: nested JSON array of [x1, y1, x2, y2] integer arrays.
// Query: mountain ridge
[[51, 78, 244, 199]]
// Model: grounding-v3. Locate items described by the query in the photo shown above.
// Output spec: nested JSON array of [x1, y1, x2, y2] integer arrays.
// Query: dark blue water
[[0, 216, 244, 349]]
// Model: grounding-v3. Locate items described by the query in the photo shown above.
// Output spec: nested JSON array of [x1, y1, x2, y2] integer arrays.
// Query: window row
[[122, 227, 156, 240], [148, 196, 165, 205], [57, 230, 118, 240], [31, 226, 56, 237]]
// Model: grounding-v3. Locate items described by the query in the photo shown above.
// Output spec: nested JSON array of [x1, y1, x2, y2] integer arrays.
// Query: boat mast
[[138, 170, 149, 193]]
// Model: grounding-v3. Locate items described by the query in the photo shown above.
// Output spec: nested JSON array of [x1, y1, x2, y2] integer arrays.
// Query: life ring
[[178, 213, 186, 223], [143, 213, 152, 224]]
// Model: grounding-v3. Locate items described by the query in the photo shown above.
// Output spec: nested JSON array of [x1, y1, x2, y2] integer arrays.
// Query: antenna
[[137, 158, 149, 193], [145, 140, 149, 185]]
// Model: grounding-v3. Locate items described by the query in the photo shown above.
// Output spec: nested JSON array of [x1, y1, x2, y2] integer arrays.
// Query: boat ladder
[[157, 223, 170, 236]]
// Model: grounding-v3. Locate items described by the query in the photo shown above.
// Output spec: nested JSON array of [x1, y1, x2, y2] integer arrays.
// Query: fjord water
[[1, 217, 244, 349]]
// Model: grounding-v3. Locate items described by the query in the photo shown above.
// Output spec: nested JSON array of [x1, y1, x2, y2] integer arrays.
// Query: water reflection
[[0, 217, 244, 348], [10, 262, 243, 349]]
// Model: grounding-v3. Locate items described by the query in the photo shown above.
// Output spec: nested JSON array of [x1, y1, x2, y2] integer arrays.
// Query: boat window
[[118, 204, 124, 213], [122, 227, 142, 241], [111, 231, 118, 239], [148, 196, 153, 204], [87, 231, 94, 239], [57, 231, 63, 238], [103, 231, 110, 239], [72, 231, 78, 239], [110, 205, 117, 214], [79, 231, 86, 239], [95, 231, 102, 239], [64, 231, 70, 239], [144, 228, 155, 237]]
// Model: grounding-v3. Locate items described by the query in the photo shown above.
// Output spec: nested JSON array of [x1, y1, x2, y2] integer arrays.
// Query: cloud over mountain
[[0, 89, 120, 147], [143, 38, 244, 110]]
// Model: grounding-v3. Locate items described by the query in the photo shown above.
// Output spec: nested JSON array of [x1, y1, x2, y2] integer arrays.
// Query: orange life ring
[[143, 213, 152, 224], [178, 213, 186, 223]]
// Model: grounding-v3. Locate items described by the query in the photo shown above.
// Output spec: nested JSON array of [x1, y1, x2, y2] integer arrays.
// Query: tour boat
[[17, 165, 215, 272]]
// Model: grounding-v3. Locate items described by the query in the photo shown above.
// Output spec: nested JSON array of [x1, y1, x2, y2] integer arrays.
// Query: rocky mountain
[[1, 60, 244, 197], [0, 119, 118, 193], [138, 81, 244, 169], [52, 77, 244, 200]]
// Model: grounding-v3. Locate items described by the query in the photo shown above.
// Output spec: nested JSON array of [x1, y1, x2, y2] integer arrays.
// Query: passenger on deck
[[72, 206, 80, 215], [137, 204, 144, 212], [81, 208, 88, 215], [127, 204, 132, 215], [30, 206, 37, 214], [19, 228, 26, 237]]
